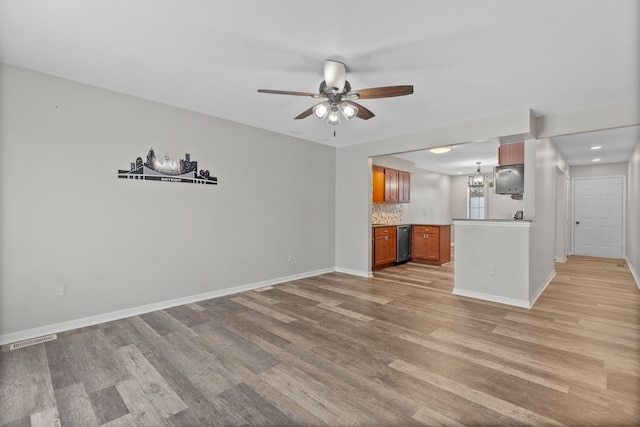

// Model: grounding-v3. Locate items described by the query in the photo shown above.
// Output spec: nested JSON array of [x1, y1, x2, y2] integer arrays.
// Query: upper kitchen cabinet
[[398, 171, 410, 203], [372, 165, 410, 203], [372, 165, 385, 202], [385, 168, 399, 202], [498, 142, 524, 165]]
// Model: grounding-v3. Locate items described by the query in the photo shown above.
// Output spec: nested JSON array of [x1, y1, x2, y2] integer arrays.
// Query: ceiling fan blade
[[344, 101, 375, 120], [294, 106, 314, 120], [258, 89, 321, 98], [324, 60, 346, 92], [351, 85, 414, 99]]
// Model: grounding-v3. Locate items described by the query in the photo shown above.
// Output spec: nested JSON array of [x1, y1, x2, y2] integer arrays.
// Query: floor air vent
[[9, 334, 57, 350]]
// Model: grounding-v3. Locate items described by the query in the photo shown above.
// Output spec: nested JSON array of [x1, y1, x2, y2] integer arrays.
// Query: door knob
[[576, 221, 580, 225]]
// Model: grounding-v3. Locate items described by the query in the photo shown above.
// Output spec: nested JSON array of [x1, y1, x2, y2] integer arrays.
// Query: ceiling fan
[[257, 60, 414, 127]]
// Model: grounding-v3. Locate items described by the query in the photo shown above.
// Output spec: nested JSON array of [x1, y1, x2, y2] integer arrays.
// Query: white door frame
[[555, 168, 569, 262], [571, 175, 626, 257]]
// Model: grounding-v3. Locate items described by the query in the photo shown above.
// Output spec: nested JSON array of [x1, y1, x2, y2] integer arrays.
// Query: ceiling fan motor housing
[[320, 80, 351, 103]]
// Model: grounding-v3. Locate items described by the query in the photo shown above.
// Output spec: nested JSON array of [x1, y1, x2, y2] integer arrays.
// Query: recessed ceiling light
[[457, 172, 463, 175], [592, 158, 601, 162], [429, 146, 452, 154], [590, 146, 602, 150]]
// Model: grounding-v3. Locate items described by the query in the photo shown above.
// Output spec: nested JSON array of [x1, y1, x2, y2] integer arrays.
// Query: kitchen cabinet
[[373, 226, 397, 269], [372, 166, 410, 203], [411, 225, 451, 265], [398, 171, 410, 203], [498, 142, 524, 165], [384, 168, 399, 202], [372, 165, 385, 202]]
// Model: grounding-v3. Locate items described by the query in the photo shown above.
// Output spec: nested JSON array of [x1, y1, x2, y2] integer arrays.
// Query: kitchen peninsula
[[452, 219, 547, 308]]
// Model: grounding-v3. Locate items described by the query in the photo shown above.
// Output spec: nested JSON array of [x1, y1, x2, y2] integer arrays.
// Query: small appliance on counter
[[514, 210, 523, 220]]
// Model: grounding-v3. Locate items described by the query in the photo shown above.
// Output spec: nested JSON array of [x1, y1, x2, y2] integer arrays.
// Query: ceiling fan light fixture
[[339, 102, 358, 120], [258, 59, 413, 126], [327, 106, 341, 127], [429, 146, 452, 154], [313, 102, 329, 119]]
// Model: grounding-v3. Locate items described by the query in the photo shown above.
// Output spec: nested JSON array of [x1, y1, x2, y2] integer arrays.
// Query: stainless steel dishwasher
[[396, 225, 411, 264]]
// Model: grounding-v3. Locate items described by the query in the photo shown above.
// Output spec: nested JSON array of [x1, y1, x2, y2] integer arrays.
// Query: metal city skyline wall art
[[118, 148, 217, 185]]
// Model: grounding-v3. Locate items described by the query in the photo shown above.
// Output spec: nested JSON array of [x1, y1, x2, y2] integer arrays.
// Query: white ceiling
[[392, 139, 501, 176], [391, 125, 640, 176], [1, 0, 638, 171]]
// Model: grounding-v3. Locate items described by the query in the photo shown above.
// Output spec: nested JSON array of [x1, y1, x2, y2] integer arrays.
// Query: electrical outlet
[[56, 284, 66, 298], [489, 266, 495, 276], [288, 255, 292, 262]]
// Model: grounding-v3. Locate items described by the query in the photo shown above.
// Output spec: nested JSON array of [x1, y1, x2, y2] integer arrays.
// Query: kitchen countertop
[[372, 223, 451, 227], [453, 218, 532, 222]]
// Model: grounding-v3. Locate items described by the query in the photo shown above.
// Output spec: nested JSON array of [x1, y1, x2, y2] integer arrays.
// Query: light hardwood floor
[[1, 256, 639, 426]]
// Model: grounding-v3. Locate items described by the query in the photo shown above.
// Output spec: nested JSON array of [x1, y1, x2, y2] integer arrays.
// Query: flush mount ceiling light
[[468, 162, 487, 187], [429, 146, 452, 154], [258, 59, 413, 127]]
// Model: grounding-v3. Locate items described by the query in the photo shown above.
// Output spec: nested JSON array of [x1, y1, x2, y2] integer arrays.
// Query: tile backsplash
[[372, 203, 403, 225]]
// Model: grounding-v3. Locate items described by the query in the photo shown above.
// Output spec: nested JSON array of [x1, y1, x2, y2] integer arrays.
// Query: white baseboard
[[0, 267, 335, 346], [452, 288, 531, 309], [555, 256, 567, 263], [625, 257, 640, 289], [452, 270, 556, 310], [529, 270, 556, 308], [334, 267, 372, 278]]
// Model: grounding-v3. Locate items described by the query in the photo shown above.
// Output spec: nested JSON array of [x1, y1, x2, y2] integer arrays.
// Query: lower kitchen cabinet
[[373, 226, 397, 270], [411, 225, 451, 265]]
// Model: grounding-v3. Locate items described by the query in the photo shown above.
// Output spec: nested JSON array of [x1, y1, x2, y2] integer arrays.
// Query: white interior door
[[573, 177, 624, 258]]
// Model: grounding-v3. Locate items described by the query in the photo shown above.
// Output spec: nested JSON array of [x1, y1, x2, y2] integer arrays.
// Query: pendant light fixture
[[468, 162, 487, 187]]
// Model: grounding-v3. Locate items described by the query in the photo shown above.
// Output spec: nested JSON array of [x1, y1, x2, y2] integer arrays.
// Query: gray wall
[[627, 141, 640, 286], [0, 64, 336, 338], [529, 138, 569, 299], [449, 175, 469, 222], [404, 171, 451, 225], [570, 162, 628, 178]]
